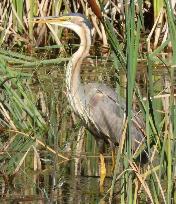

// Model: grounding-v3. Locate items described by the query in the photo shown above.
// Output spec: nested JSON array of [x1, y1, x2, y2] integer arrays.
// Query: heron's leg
[[100, 153, 106, 193], [111, 149, 116, 172]]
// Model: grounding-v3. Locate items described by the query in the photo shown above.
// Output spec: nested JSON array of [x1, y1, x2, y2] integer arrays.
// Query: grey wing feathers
[[83, 83, 125, 144], [83, 83, 145, 150]]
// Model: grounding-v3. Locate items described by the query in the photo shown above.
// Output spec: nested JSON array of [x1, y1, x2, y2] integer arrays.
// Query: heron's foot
[[111, 150, 116, 173], [100, 153, 106, 193]]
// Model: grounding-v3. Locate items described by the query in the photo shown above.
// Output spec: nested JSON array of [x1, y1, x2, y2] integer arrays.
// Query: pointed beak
[[32, 16, 70, 24]]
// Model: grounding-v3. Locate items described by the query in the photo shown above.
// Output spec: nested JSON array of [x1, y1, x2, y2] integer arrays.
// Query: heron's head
[[33, 13, 92, 35]]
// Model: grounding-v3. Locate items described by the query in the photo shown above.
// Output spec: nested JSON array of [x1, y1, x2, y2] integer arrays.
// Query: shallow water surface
[[0, 60, 172, 203], [0, 171, 117, 203]]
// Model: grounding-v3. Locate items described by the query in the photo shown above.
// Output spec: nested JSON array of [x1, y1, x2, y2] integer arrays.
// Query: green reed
[[153, 0, 164, 19], [164, 1, 176, 203], [0, 0, 176, 202], [101, 0, 176, 203], [0, 0, 64, 46], [0, 59, 45, 175]]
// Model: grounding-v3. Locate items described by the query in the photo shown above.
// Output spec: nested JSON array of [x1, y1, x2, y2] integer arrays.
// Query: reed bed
[[102, 1, 176, 203], [0, 0, 176, 203]]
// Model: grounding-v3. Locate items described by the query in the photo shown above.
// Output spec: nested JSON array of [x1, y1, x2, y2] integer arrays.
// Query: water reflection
[[1, 172, 118, 203], [0, 62, 170, 203]]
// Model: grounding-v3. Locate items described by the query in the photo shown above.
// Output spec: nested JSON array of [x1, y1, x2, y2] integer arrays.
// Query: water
[[0, 58, 172, 203], [0, 160, 117, 203]]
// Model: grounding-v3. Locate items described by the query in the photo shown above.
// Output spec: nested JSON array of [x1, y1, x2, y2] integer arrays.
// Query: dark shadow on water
[[0, 173, 119, 204]]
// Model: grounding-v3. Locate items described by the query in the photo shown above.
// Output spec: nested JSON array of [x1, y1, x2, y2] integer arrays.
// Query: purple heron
[[34, 13, 146, 192]]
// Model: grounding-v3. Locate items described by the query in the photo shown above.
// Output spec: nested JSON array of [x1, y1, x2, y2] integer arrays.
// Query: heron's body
[[77, 82, 144, 153], [34, 13, 146, 191], [59, 13, 145, 154]]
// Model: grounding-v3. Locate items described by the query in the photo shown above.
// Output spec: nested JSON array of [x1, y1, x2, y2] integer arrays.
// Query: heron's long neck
[[66, 26, 91, 113]]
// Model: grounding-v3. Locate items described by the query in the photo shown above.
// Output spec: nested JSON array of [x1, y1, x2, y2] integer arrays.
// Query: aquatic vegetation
[[0, 0, 175, 203]]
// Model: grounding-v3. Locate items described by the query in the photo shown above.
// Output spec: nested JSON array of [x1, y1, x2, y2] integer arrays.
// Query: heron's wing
[[83, 83, 145, 149], [83, 83, 125, 144], [84, 83, 125, 109]]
